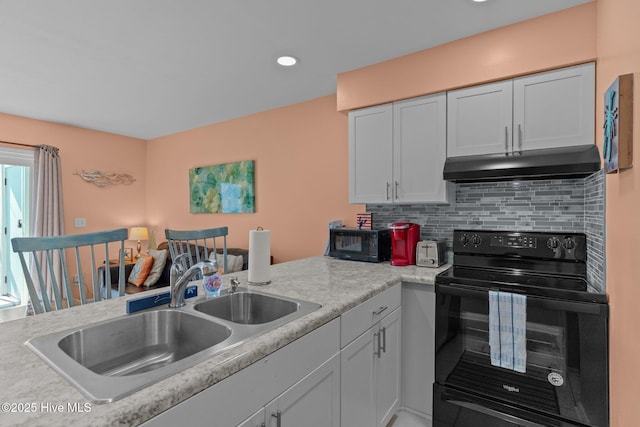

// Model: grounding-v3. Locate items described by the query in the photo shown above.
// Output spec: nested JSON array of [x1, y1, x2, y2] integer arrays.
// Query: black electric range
[[433, 229, 609, 427]]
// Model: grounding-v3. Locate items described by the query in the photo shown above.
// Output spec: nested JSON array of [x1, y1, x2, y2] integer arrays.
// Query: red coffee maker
[[390, 222, 420, 266]]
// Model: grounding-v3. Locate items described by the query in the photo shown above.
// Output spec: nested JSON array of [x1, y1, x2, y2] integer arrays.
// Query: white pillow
[[143, 249, 168, 286], [209, 252, 243, 273]]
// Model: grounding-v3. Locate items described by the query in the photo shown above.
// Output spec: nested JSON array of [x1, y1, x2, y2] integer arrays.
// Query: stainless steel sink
[[26, 289, 321, 403], [58, 309, 231, 376], [27, 309, 235, 403], [194, 291, 300, 324]]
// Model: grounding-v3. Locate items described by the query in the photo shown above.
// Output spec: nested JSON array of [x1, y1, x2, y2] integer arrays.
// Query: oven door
[[434, 282, 608, 427]]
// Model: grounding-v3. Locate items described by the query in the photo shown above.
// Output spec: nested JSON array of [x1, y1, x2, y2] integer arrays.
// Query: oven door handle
[[436, 283, 606, 315], [445, 398, 547, 427], [441, 386, 549, 427]]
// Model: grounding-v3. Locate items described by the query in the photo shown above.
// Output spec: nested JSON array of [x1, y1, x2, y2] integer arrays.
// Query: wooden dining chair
[[165, 227, 229, 273], [11, 228, 129, 314]]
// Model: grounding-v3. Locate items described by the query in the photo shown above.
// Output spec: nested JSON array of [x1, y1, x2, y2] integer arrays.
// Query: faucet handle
[[230, 276, 240, 293], [173, 253, 190, 273]]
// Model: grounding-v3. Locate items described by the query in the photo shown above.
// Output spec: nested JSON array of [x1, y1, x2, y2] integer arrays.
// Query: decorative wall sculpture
[[74, 170, 136, 187]]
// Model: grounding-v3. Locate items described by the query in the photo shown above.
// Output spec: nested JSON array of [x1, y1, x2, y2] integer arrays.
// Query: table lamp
[[129, 227, 149, 259]]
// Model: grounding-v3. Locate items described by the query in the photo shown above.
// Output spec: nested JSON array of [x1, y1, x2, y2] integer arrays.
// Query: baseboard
[[398, 405, 432, 422]]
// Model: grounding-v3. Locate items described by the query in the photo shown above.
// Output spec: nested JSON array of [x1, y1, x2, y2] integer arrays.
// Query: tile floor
[[392, 410, 431, 427]]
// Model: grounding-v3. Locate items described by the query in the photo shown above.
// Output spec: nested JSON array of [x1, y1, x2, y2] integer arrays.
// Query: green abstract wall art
[[189, 160, 255, 213]]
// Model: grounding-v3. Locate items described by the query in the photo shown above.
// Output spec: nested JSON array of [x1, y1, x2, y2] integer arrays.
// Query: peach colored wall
[[337, 2, 597, 111], [0, 112, 147, 234], [597, 0, 640, 425], [0, 112, 147, 295], [146, 95, 364, 263]]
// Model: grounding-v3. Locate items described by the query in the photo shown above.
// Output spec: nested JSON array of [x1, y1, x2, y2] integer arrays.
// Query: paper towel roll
[[248, 229, 271, 285]]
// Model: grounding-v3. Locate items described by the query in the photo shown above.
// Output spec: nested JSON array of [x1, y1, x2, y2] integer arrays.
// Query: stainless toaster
[[416, 240, 446, 267]]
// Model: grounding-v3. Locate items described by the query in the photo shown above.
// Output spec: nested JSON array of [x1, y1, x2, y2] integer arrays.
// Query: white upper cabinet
[[393, 94, 451, 203], [348, 104, 393, 203], [447, 63, 595, 158], [447, 80, 513, 157], [513, 63, 595, 152], [349, 93, 453, 204]]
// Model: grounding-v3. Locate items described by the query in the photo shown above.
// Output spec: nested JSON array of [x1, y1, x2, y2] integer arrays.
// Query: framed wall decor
[[603, 74, 634, 173], [118, 248, 134, 262], [189, 160, 255, 213]]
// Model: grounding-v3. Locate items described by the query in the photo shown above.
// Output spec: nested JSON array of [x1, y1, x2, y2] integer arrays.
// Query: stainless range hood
[[442, 144, 601, 183]]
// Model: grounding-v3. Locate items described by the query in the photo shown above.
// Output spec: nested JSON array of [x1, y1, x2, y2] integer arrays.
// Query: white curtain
[[29, 145, 65, 311]]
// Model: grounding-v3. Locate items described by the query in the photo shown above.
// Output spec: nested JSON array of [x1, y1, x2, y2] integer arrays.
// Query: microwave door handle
[[437, 283, 606, 316]]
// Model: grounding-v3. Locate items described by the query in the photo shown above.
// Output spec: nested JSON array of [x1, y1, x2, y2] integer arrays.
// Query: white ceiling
[[0, 0, 592, 140]]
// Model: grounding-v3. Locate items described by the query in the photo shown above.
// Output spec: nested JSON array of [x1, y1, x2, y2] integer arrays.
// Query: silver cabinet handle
[[271, 411, 282, 427], [374, 331, 381, 358], [380, 326, 387, 353], [517, 124, 523, 153], [394, 181, 399, 200], [386, 182, 390, 200], [504, 126, 509, 154], [373, 306, 388, 316]]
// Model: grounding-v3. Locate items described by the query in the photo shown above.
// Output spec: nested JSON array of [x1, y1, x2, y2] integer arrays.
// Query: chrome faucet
[[169, 255, 216, 308]]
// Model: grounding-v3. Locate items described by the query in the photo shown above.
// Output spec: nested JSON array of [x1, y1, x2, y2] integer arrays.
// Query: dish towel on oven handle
[[489, 291, 527, 373]]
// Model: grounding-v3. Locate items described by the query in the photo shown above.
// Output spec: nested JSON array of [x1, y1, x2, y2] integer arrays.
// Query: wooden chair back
[[11, 228, 129, 314], [164, 227, 228, 273]]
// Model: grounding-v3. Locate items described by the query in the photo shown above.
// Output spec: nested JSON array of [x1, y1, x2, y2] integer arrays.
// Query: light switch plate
[[74, 218, 86, 227]]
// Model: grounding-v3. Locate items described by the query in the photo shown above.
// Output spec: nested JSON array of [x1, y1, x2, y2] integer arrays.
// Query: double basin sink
[[26, 288, 321, 403]]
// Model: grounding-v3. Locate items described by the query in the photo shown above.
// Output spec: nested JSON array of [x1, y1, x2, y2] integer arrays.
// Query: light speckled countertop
[[0, 256, 448, 427]]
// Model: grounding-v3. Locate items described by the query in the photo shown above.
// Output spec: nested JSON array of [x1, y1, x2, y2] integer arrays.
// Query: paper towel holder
[[248, 226, 272, 286]]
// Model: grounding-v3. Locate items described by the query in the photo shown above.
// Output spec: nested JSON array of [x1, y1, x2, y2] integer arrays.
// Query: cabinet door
[[513, 63, 595, 152], [341, 326, 377, 427], [266, 353, 340, 427], [349, 104, 393, 203], [447, 81, 513, 157], [401, 283, 435, 419], [393, 94, 452, 203], [238, 408, 265, 427], [376, 307, 402, 427]]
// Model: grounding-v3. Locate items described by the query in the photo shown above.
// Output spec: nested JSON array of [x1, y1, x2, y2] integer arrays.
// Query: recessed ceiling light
[[277, 56, 298, 67]]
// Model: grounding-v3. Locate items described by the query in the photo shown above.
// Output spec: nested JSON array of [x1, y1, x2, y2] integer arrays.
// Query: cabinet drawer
[[341, 284, 401, 348]]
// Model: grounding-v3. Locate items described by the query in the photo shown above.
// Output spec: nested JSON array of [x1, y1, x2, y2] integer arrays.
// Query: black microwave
[[329, 228, 391, 263]]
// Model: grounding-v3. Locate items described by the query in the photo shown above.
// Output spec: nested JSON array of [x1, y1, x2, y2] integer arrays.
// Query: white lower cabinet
[[341, 306, 401, 427], [401, 282, 436, 421], [341, 324, 377, 426], [376, 308, 402, 426], [263, 353, 340, 427], [238, 408, 266, 427], [239, 353, 340, 427]]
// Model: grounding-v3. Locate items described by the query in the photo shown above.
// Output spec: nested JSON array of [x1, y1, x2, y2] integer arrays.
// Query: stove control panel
[[491, 234, 537, 249], [453, 230, 586, 261]]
